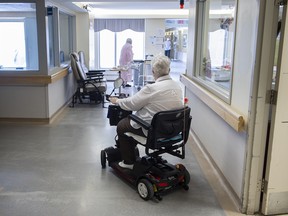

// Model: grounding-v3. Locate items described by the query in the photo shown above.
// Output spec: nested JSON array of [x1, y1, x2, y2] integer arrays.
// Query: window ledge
[[180, 74, 245, 132], [0, 67, 68, 85]]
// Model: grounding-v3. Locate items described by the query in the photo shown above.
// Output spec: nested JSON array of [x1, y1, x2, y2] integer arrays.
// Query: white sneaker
[[118, 161, 134, 170]]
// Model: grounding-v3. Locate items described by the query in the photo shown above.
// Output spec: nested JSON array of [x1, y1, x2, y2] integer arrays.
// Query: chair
[[126, 106, 192, 159], [78, 51, 89, 73], [70, 52, 107, 107], [78, 51, 106, 77]]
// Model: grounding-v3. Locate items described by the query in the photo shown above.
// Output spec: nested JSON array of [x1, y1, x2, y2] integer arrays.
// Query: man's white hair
[[151, 53, 171, 78]]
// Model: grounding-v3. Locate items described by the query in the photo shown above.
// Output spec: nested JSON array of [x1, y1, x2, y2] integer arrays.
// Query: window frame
[[46, 6, 76, 69], [193, 0, 238, 103]]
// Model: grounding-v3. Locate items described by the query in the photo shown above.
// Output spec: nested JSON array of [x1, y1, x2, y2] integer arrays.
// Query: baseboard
[[188, 130, 243, 215], [0, 100, 71, 125], [0, 117, 49, 124], [48, 101, 71, 124]]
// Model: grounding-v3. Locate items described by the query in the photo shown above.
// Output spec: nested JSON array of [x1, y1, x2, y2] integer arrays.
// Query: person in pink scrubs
[[119, 38, 134, 87]]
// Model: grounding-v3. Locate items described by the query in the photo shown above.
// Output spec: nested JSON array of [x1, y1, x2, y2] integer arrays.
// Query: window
[[99, 29, 144, 68], [99, 30, 115, 68], [194, 0, 237, 102], [46, 7, 75, 68], [59, 12, 74, 63], [0, 3, 38, 70]]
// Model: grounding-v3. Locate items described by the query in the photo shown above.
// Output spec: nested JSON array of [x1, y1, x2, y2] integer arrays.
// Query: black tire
[[183, 169, 190, 191], [101, 150, 106, 168], [184, 169, 190, 185], [176, 164, 190, 187], [137, 179, 154, 200]]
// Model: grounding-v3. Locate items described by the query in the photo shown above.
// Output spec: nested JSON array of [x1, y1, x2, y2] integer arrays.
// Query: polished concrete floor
[[0, 109, 226, 216], [0, 61, 245, 216]]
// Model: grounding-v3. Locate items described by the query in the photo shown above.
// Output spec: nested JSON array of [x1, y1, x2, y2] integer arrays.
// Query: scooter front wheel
[[137, 179, 154, 201]]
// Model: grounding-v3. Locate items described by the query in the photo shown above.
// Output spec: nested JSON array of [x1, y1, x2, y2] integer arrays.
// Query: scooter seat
[[125, 132, 146, 145], [125, 133, 183, 145]]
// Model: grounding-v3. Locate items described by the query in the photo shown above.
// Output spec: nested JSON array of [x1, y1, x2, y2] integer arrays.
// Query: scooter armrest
[[128, 114, 151, 130]]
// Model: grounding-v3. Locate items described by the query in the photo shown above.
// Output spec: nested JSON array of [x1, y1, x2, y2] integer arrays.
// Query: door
[[261, 3, 288, 215]]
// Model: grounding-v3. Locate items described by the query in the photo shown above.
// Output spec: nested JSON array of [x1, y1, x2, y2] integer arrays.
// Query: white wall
[[185, 0, 260, 200], [145, 19, 165, 57], [0, 71, 76, 120], [76, 13, 90, 66], [48, 71, 76, 118], [0, 85, 48, 118]]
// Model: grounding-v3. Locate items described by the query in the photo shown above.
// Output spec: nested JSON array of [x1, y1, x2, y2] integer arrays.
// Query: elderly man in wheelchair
[[101, 54, 192, 201]]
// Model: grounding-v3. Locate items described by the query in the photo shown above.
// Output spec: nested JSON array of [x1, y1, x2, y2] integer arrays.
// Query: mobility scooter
[[101, 100, 192, 201]]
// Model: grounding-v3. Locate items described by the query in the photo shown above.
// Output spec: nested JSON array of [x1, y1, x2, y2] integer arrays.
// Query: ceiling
[[49, 0, 189, 17]]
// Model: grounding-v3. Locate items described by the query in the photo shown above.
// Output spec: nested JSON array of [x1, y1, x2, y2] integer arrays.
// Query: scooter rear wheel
[[101, 150, 107, 168], [176, 163, 190, 188]]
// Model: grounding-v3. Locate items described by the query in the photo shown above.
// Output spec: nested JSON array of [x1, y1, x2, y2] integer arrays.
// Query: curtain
[[94, 19, 145, 32]]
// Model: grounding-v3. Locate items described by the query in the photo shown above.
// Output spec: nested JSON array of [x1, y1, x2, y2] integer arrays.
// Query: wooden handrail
[[180, 74, 245, 132]]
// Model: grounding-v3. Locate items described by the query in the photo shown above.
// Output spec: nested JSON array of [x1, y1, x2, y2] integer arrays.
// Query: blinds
[[94, 19, 145, 32]]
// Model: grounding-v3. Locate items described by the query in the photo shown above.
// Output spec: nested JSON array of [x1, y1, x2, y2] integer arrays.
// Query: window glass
[[0, 3, 38, 70], [195, 0, 237, 101], [99, 30, 115, 68], [99, 29, 144, 68], [0, 22, 26, 68], [59, 12, 73, 63], [116, 29, 144, 62], [46, 8, 75, 68]]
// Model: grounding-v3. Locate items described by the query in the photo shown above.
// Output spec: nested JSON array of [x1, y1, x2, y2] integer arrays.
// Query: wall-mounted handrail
[[181, 74, 245, 132]]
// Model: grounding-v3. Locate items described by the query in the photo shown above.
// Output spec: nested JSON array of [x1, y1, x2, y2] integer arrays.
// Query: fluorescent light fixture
[[72, 2, 188, 17], [90, 8, 188, 16], [210, 9, 235, 16]]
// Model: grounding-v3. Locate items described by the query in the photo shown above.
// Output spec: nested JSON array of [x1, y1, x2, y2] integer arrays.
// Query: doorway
[[260, 3, 288, 215], [165, 19, 188, 63]]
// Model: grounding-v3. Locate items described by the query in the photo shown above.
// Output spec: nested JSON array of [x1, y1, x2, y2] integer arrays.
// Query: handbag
[[107, 105, 132, 126]]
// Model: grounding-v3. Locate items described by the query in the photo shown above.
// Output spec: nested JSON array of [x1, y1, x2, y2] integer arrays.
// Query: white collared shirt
[[117, 75, 183, 135]]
